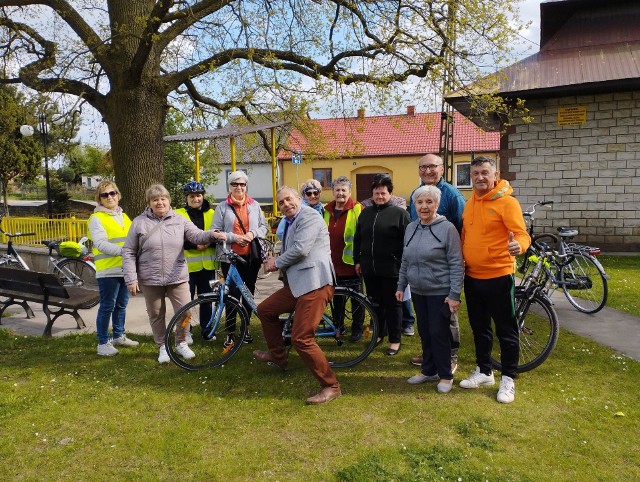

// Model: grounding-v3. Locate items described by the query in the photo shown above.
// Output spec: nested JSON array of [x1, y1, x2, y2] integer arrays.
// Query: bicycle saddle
[[557, 226, 578, 237]]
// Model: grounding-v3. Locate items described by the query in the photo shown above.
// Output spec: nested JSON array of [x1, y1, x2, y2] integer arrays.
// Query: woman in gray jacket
[[122, 184, 223, 363], [395, 185, 464, 394], [212, 171, 268, 347]]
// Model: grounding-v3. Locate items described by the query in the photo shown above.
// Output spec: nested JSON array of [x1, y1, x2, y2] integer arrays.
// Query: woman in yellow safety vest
[[89, 180, 138, 356], [175, 181, 218, 341]]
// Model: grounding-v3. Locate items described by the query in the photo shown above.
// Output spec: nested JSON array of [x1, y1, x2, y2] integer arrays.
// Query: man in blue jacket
[[408, 154, 466, 373]]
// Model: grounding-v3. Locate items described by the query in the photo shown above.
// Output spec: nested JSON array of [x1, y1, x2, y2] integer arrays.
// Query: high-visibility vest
[[175, 208, 218, 272], [324, 203, 362, 265], [89, 211, 132, 272]]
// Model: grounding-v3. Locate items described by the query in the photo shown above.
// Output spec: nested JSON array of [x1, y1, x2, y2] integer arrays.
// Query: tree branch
[[0, 16, 105, 112]]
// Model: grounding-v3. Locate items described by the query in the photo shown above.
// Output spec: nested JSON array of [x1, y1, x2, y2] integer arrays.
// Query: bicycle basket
[[58, 241, 83, 258]]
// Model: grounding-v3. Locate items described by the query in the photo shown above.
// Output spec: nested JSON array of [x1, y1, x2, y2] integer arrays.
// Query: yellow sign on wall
[[558, 106, 587, 126]]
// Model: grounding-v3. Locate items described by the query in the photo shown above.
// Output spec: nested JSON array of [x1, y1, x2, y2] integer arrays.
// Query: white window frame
[[455, 162, 472, 189]]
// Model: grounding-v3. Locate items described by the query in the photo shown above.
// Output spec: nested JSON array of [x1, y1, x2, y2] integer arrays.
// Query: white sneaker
[[186, 332, 194, 345], [158, 345, 170, 364], [97, 341, 118, 356], [497, 376, 516, 404], [175, 341, 196, 360], [437, 379, 453, 393], [112, 335, 139, 347], [407, 373, 439, 384], [459, 366, 495, 389]]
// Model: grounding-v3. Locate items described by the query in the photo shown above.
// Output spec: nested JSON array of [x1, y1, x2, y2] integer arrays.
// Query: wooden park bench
[[0, 267, 99, 337]]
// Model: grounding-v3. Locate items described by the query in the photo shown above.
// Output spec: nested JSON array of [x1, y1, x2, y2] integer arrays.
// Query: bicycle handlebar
[[1, 230, 36, 238], [216, 241, 248, 266], [530, 233, 574, 266]]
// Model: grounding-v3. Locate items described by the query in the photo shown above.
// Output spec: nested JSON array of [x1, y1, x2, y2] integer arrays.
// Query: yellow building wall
[[280, 151, 497, 204]]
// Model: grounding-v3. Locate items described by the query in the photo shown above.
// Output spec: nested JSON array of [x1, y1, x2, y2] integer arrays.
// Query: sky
[[75, 0, 544, 147]]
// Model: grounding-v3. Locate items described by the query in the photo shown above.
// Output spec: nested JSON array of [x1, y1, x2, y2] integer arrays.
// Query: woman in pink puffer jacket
[[122, 184, 224, 363]]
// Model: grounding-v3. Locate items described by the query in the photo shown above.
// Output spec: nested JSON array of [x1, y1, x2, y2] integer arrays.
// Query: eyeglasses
[[419, 164, 443, 172], [305, 190, 320, 197], [99, 191, 118, 199], [230, 182, 246, 187]]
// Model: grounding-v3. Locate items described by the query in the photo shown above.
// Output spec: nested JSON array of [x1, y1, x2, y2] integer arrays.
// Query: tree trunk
[[103, 86, 168, 217]]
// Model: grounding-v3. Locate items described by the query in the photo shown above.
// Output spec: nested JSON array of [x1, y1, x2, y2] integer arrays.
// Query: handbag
[[227, 205, 269, 263]]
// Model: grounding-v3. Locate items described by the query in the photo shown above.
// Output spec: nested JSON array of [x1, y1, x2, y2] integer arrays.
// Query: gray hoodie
[[397, 215, 464, 300], [122, 207, 214, 286]]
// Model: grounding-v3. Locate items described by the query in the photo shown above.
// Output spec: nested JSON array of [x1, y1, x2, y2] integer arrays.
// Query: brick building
[[448, 0, 640, 251]]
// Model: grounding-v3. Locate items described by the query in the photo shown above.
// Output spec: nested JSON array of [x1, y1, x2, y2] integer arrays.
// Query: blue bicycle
[[165, 243, 378, 370]]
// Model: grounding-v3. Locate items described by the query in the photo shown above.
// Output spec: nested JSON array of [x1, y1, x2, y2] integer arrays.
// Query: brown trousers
[[141, 282, 191, 346], [257, 284, 339, 389]]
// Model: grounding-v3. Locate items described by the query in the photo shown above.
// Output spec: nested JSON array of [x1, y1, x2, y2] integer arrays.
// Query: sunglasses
[[305, 190, 320, 196], [99, 191, 118, 199], [230, 182, 246, 187]]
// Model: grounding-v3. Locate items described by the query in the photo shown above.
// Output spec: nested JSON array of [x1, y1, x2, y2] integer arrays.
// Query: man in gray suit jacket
[[254, 186, 341, 405]]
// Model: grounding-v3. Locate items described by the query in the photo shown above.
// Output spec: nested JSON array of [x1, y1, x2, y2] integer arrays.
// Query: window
[[312, 168, 332, 189], [455, 163, 471, 188]]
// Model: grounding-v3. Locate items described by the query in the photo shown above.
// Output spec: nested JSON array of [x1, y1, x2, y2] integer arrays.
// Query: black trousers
[[363, 276, 402, 344], [188, 268, 215, 334], [464, 274, 519, 379], [413, 293, 453, 380]]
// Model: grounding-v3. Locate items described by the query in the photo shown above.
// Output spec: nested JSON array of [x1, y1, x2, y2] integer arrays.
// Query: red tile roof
[[278, 111, 499, 160]]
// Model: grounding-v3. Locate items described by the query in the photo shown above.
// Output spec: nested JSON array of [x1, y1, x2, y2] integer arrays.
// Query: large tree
[[0, 84, 40, 214], [0, 1, 526, 214]]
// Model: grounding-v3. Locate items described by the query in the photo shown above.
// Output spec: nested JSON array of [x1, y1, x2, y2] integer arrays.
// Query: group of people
[[89, 154, 529, 406], [90, 171, 266, 364]]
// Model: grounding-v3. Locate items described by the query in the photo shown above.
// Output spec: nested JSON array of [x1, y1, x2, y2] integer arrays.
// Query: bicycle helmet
[[183, 181, 205, 194]]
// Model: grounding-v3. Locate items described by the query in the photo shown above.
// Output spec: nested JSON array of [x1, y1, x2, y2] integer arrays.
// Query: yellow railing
[[0, 216, 90, 246]]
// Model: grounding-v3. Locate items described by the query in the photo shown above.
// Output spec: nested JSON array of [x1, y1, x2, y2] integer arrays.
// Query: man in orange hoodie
[[459, 156, 530, 404]]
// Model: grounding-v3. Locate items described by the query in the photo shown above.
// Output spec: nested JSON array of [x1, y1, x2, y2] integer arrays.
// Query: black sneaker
[[223, 334, 236, 349], [243, 331, 253, 344]]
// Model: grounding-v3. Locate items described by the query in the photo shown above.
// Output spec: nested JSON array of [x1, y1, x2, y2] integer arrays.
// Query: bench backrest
[[0, 267, 69, 299]]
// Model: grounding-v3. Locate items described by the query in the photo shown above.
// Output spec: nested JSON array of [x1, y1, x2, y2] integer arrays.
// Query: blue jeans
[[96, 277, 130, 344]]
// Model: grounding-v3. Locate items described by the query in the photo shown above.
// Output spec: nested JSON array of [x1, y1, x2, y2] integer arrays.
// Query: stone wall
[[500, 91, 640, 252]]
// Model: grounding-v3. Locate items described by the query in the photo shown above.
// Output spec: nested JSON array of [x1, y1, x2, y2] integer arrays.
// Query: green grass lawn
[[1, 256, 637, 480], [598, 255, 640, 316], [1, 317, 638, 481]]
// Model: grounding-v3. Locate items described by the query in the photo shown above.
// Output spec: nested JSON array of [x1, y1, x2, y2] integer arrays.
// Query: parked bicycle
[[518, 200, 609, 314], [492, 233, 562, 372], [0, 219, 98, 308], [165, 242, 378, 370]]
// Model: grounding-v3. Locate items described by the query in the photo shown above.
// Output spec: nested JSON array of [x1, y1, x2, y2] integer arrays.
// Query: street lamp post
[[20, 114, 55, 219], [39, 114, 53, 219]]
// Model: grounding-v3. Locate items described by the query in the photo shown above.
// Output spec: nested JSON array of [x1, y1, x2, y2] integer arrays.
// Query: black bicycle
[[518, 201, 609, 314]]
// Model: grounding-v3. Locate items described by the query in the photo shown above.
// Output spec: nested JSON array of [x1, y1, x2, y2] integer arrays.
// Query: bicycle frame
[[1, 240, 30, 269]]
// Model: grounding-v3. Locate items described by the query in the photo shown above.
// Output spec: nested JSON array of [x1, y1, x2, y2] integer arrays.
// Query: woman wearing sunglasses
[[211, 171, 268, 348], [300, 179, 324, 215], [89, 180, 138, 356]]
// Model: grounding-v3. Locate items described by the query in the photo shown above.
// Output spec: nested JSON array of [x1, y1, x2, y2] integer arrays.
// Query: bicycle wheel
[[316, 286, 378, 368], [491, 290, 559, 373], [165, 294, 248, 370], [560, 251, 608, 314], [54, 258, 99, 308]]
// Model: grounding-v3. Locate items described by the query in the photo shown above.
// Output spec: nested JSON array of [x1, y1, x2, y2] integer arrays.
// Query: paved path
[[1, 275, 639, 361]]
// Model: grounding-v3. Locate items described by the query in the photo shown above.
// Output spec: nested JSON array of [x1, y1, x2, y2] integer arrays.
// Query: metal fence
[[0, 216, 89, 247]]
